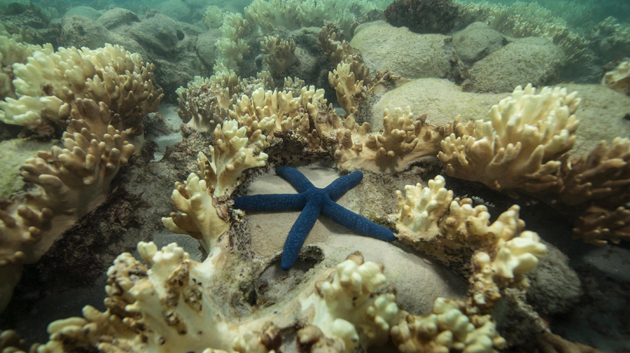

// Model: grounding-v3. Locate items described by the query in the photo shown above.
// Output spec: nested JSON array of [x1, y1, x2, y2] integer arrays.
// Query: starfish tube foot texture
[[232, 166, 396, 270]]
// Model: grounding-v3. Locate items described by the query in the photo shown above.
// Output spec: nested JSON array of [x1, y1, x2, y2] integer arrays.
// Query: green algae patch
[[0, 138, 58, 199]]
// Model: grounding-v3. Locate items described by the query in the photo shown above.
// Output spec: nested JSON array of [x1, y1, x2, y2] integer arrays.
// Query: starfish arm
[[321, 199, 397, 242], [325, 171, 363, 201], [233, 193, 307, 211], [276, 166, 315, 193], [281, 197, 323, 270]]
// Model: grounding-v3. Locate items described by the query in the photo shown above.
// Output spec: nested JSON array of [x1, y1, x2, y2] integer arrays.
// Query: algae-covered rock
[[465, 37, 566, 93], [350, 20, 458, 79], [155, 0, 192, 23], [0, 139, 57, 199]]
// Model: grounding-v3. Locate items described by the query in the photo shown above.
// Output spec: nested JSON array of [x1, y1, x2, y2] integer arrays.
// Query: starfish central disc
[[232, 166, 396, 270]]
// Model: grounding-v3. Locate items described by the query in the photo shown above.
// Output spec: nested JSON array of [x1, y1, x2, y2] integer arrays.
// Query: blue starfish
[[232, 166, 397, 270]]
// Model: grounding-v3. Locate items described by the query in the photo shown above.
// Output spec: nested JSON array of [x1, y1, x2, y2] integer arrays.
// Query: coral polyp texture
[[0, 42, 162, 136], [438, 84, 580, 193]]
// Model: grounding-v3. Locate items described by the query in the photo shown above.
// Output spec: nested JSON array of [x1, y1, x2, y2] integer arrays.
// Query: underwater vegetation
[[0, 0, 629, 352]]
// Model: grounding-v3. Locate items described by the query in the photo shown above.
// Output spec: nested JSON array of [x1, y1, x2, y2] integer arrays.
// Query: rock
[[350, 21, 458, 79], [465, 37, 565, 93], [562, 83, 630, 157], [195, 29, 220, 68], [155, 0, 192, 23], [384, 0, 462, 34], [59, 15, 138, 51], [239, 166, 468, 315], [63, 6, 101, 20], [527, 243, 582, 316], [452, 22, 505, 64], [369, 78, 507, 129], [96, 8, 140, 30], [0, 138, 57, 199]]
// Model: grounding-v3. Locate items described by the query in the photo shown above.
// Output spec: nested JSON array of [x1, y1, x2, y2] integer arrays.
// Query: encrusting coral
[[438, 84, 580, 194]]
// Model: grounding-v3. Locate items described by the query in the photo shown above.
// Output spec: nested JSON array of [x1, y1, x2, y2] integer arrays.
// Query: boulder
[[350, 21, 458, 79]]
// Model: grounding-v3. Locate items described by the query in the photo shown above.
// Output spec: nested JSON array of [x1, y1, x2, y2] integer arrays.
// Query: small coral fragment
[[391, 297, 506, 353], [439, 84, 580, 193], [602, 58, 630, 95]]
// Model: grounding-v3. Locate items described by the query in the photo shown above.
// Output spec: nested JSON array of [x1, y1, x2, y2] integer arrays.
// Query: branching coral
[[260, 35, 297, 78], [328, 62, 367, 115], [176, 74, 238, 133], [162, 119, 268, 250], [0, 98, 136, 313], [571, 206, 630, 246], [438, 84, 580, 194], [35, 242, 282, 353], [0, 43, 162, 136], [395, 175, 548, 308], [391, 297, 506, 353], [318, 23, 371, 83], [555, 138, 630, 208], [245, 0, 380, 36], [300, 252, 399, 352], [602, 58, 630, 95], [334, 107, 445, 172], [30, 241, 402, 353], [213, 13, 253, 74]]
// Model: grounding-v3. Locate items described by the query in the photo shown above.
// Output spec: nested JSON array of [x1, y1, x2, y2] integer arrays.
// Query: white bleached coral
[[162, 119, 268, 248], [301, 252, 399, 352], [438, 84, 580, 193], [0, 43, 161, 136], [394, 175, 548, 308], [391, 297, 506, 353], [0, 98, 135, 313]]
